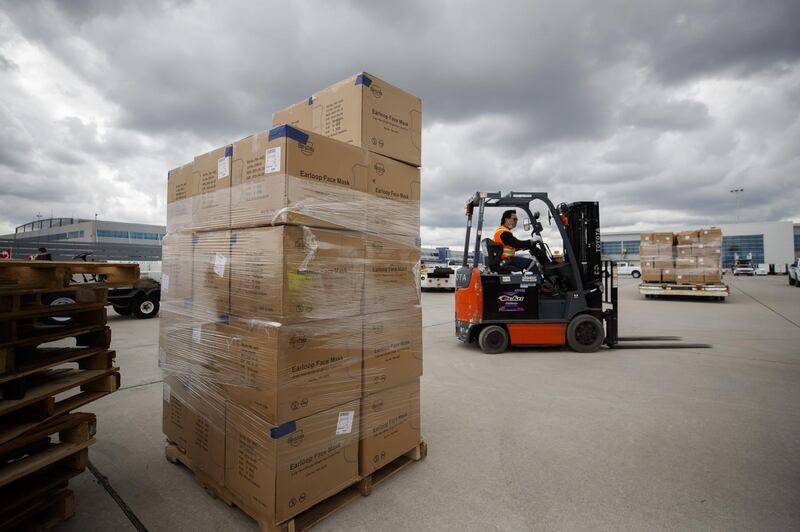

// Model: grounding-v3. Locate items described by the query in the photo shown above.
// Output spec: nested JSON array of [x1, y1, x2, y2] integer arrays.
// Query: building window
[[794, 232, 800, 257], [97, 229, 130, 239], [722, 235, 764, 268], [621, 240, 640, 255], [601, 241, 622, 255]]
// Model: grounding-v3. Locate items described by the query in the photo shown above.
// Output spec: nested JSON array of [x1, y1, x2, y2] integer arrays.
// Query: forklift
[[455, 191, 708, 353]]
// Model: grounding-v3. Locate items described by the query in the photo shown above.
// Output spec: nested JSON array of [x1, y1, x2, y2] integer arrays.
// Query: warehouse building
[[600, 221, 800, 271], [3, 217, 166, 244]]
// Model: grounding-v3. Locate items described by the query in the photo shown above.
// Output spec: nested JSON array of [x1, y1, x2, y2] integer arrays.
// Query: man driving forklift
[[493, 210, 534, 271]]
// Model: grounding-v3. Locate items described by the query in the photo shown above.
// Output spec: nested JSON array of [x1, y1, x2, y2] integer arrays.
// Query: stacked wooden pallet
[[0, 261, 138, 529]]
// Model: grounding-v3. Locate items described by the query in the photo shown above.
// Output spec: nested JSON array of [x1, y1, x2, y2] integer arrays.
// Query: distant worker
[[33, 247, 53, 261], [494, 210, 534, 271]]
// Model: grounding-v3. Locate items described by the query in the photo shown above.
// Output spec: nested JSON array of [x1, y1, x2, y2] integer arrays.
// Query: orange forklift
[[455, 191, 707, 353]]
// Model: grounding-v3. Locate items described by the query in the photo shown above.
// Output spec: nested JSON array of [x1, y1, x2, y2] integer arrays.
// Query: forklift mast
[[560, 202, 602, 308]]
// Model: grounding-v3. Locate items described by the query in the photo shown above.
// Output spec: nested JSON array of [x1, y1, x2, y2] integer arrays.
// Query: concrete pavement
[[60, 275, 800, 531]]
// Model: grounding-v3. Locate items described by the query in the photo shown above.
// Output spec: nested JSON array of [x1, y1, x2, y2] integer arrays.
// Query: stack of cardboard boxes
[[160, 73, 423, 528], [640, 228, 723, 285]]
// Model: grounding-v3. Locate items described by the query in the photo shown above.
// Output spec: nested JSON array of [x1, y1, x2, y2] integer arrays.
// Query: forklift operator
[[493, 210, 535, 271]]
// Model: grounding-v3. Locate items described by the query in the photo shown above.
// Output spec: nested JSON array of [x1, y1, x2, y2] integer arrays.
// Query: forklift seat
[[481, 239, 519, 274]]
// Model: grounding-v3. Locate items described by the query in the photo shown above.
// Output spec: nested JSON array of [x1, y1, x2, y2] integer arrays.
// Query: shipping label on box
[[359, 380, 421, 476], [225, 399, 360, 525], [273, 72, 422, 167], [223, 316, 363, 425]]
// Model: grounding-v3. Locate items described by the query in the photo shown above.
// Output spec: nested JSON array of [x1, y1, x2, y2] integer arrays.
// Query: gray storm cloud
[[0, 0, 798, 245]]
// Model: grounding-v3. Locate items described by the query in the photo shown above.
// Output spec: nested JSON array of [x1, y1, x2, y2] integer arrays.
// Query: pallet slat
[[0, 261, 139, 290]]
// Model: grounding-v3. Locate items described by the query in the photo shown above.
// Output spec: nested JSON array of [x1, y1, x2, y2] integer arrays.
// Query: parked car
[[733, 258, 755, 276], [616, 261, 641, 278], [789, 258, 800, 286]]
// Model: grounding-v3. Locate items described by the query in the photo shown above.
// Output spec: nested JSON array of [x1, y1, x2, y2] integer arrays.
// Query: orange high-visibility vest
[[493, 226, 516, 259]]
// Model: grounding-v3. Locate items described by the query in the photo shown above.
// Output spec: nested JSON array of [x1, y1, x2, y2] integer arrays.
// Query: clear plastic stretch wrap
[[640, 228, 723, 285], [161, 123, 423, 526]]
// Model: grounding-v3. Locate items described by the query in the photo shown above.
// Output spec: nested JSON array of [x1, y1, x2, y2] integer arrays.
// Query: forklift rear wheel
[[478, 326, 509, 354], [566, 315, 605, 353]]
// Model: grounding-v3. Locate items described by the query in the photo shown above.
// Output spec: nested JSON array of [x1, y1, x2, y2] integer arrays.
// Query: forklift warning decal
[[498, 290, 526, 312]]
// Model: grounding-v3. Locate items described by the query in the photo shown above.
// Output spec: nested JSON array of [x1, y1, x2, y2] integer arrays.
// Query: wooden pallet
[[0, 284, 108, 315], [1, 324, 111, 385], [0, 368, 119, 446], [166, 439, 427, 532], [0, 260, 139, 290], [0, 306, 108, 347], [0, 486, 75, 530]]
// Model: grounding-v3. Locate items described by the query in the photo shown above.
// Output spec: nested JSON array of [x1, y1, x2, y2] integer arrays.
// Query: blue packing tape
[[270, 421, 297, 439], [224, 145, 233, 157], [355, 73, 372, 87], [268, 124, 310, 145]]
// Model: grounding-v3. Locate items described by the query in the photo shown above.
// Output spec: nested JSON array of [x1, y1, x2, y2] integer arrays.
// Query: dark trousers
[[509, 256, 534, 271]]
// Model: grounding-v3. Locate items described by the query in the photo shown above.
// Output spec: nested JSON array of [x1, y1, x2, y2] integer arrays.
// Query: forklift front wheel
[[566, 314, 605, 353], [478, 325, 509, 354]]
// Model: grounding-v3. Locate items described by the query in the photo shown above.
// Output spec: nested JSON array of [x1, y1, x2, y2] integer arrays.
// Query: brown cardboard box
[[193, 145, 232, 231], [661, 268, 677, 283], [639, 244, 658, 257], [653, 232, 675, 245], [705, 271, 722, 284], [698, 227, 722, 244], [675, 245, 693, 258], [695, 256, 719, 269], [167, 162, 197, 233], [191, 230, 231, 322], [229, 226, 364, 323], [676, 257, 697, 269], [641, 260, 656, 270], [642, 269, 661, 282], [162, 375, 226, 487], [366, 153, 420, 236], [363, 233, 420, 315], [640, 233, 655, 244], [656, 244, 674, 257], [158, 307, 193, 375], [230, 126, 369, 231], [693, 244, 721, 258], [222, 316, 363, 425], [654, 259, 674, 269], [362, 307, 422, 396], [273, 72, 422, 167], [675, 230, 699, 244], [161, 232, 194, 304], [225, 399, 360, 525], [359, 380, 421, 476], [676, 272, 704, 284]]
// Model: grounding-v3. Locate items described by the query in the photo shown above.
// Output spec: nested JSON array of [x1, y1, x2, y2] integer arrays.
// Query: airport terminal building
[[600, 221, 800, 271]]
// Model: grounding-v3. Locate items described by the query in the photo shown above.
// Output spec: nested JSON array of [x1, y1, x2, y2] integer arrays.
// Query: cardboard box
[[161, 232, 194, 304], [362, 307, 422, 395], [693, 244, 721, 258], [193, 145, 232, 231], [230, 126, 370, 231], [191, 230, 231, 322], [158, 307, 193, 374], [225, 399, 360, 525], [652, 232, 675, 245], [229, 226, 364, 323], [363, 233, 420, 315], [676, 257, 697, 269], [162, 375, 226, 487], [640, 233, 655, 244], [222, 316, 363, 425], [675, 230, 699, 244], [656, 244, 674, 257], [676, 272, 704, 284], [675, 245, 693, 258], [359, 380, 421, 476], [366, 153, 420, 236], [639, 244, 658, 257], [698, 227, 722, 244], [661, 268, 677, 283], [705, 271, 722, 284], [167, 162, 197, 233], [654, 259, 674, 269], [642, 269, 661, 282], [273, 72, 422, 167]]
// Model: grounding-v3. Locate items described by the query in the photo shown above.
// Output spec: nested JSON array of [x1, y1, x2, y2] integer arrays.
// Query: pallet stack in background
[[0, 261, 136, 529], [640, 228, 723, 284], [160, 72, 425, 530]]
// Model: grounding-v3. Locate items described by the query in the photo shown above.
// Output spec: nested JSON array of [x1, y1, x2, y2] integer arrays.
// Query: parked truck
[[789, 258, 800, 286]]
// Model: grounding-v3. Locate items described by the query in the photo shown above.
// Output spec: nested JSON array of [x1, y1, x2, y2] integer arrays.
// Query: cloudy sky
[[1, 0, 798, 246]]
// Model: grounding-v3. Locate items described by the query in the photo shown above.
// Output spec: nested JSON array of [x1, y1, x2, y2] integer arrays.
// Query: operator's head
[[38, 247, 47, 253], [501, 210, 518, 229]]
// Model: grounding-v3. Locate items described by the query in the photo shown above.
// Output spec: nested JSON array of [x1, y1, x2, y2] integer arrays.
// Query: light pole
[[730, 188, 744, 222]]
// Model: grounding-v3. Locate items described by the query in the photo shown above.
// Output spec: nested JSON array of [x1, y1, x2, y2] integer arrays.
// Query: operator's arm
[[499, 231, 531, 250]]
